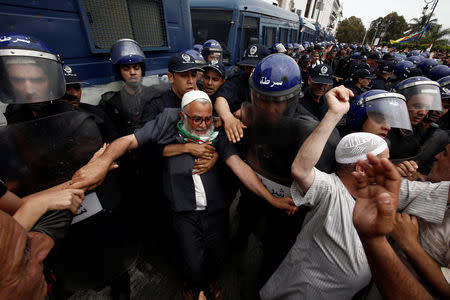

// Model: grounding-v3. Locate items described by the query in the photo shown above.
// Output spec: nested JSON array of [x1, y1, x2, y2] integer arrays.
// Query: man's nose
[[23, 80, 35, 95]]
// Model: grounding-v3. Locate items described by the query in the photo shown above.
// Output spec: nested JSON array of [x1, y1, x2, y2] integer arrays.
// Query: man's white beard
[[182, 121, 215, 138]]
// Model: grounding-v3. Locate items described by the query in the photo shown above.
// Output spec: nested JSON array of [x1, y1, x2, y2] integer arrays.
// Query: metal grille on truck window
[[81, 0, 168, 49]]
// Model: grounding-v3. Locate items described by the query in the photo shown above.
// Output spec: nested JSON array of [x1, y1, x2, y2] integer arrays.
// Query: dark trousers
[[172, 209, 229, 289]]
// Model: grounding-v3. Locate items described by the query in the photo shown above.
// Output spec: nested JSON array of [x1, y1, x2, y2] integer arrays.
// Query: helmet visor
[[364, 96, 412, 132], [402, 82, 442, 112], [0, 56, 65, 104], [110, 39, 145, 65]]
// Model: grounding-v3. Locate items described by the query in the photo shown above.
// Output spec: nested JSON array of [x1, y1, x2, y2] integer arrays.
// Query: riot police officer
[[99, 39, 161, 136], [236, 53, 340, 290], [388, 76, 447, 174]]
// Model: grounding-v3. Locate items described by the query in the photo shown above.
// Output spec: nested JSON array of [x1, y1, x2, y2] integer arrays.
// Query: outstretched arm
[[226, 155, 298, 214], [71, 136, 137, 190], [214, 97, 247, 143], [291, 85, 351, 192], [352, 153, 432, 300]]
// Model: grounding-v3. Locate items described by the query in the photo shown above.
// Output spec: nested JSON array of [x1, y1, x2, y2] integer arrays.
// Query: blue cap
[[309, 64, 333, 85], [202, 60, 226, 78]]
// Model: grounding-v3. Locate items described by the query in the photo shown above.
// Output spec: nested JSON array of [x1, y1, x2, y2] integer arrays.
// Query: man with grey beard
[[70, 90, 297, 299]]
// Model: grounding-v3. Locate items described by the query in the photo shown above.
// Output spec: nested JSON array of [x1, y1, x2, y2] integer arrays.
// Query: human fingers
[[396, 165, 408, 177]]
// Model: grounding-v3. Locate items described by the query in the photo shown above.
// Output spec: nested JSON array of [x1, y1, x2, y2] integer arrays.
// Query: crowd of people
[[0, 32, 449, 300]]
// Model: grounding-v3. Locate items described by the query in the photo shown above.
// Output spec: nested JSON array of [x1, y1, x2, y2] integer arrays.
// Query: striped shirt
[[260, 169, 449, 300]]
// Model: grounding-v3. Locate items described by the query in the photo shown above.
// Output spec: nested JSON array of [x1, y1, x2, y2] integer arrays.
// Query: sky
[[341, 0, 450, 32]]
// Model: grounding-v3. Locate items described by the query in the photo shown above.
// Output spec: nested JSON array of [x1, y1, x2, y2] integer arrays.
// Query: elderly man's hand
[[325, 85, 352, 117], [352, 152, 401, 240], [193, 152, 219, 175]]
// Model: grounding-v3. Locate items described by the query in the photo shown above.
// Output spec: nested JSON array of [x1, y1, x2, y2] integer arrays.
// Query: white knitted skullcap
[[335, 132, 388, 164], [181, 90, 211, 109]]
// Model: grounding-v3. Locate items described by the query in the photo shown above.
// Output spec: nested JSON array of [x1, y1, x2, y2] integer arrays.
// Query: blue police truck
[[0, 0, 193, 84], [190, 0, 300, 66]]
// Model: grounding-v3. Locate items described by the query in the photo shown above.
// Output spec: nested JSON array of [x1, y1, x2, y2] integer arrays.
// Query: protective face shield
[[347, 90, 412, 133], [0, 34, 65, 104], [395, 77, 442, 112], [201, 39, 223, 63]]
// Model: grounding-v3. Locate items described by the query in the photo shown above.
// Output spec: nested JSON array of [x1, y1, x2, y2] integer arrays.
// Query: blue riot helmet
[[247, 55, 302, 123], [407, 50, 421, 57], [201, 39, 223, 63], [248, 54, 302, 123], [182, 49, 206, 67], [395, 76, 442, 113], [347, 90, 411, 135], [393, 60, 414, 80], [271, 43, 287, 54], [110, 38, 146, 80], [406, 55, 423, 65], [285, 43, 293, 50], [302, 41, 310, 49], [351, 52, 362, 60], [193, 44, 203, 53], [427, 65, 450, 81], [417, 58, 438, 76], [293, 43, 300, 50], [393, 54, 404, 64], [0, 33, 65, 104], [437, 75, 450, 90]]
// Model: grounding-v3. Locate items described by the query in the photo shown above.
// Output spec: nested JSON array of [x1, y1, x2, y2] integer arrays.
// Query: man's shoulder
[[100, 91, 120, 102]]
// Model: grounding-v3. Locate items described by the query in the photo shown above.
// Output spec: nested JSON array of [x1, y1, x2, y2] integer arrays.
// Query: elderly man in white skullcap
[[261, 86, 449, 300], [70, 90, 297, 298]]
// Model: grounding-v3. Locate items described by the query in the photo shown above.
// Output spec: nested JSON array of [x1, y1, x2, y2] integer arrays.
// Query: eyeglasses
[[185, 113, 213, 124]]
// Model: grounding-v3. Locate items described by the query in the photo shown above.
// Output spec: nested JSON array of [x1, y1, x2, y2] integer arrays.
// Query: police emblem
[[181, 53, 191, 62], [64, 65, 73, 74], [321, 66, 328, 74], [211, 59, 218, 65], [249, 46, 257, 55]]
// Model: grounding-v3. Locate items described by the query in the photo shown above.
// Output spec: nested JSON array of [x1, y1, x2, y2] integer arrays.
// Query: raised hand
[[352, 152, 401, 240]]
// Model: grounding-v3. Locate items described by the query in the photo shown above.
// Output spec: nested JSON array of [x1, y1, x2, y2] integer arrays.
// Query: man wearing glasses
[[70, 90, 297, 299]]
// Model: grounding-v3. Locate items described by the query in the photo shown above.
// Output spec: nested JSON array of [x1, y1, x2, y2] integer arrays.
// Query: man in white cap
[[260, 86, 448, 300], [70, 90, 297, 299]]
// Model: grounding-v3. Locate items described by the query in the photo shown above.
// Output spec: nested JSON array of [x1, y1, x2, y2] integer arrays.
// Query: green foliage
[[335, 16, 366, 43], [366, 12, 408, 44]]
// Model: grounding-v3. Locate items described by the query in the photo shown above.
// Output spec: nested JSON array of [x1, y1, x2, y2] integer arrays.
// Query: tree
[[407, 13, 449, 45], [421, 23, 450, 45], [408, 13, 437, 34], [366, 12, 408, 43], [335, 16, 366, 43]]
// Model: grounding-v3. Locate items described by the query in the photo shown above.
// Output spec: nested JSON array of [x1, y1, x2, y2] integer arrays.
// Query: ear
[[179, 110, 185, 121], [168, 72, 174, 84], [308, 76, 312, 85]]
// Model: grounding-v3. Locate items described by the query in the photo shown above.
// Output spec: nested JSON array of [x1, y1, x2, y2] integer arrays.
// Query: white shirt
[[260, 170, 449, 300]]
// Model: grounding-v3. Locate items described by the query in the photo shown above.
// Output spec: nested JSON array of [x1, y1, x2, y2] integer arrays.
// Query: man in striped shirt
[[260, 86, 449, 300]]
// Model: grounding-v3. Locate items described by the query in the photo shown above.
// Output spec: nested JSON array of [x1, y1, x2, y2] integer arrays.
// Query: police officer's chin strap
[[177, 119, 219, 146]]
